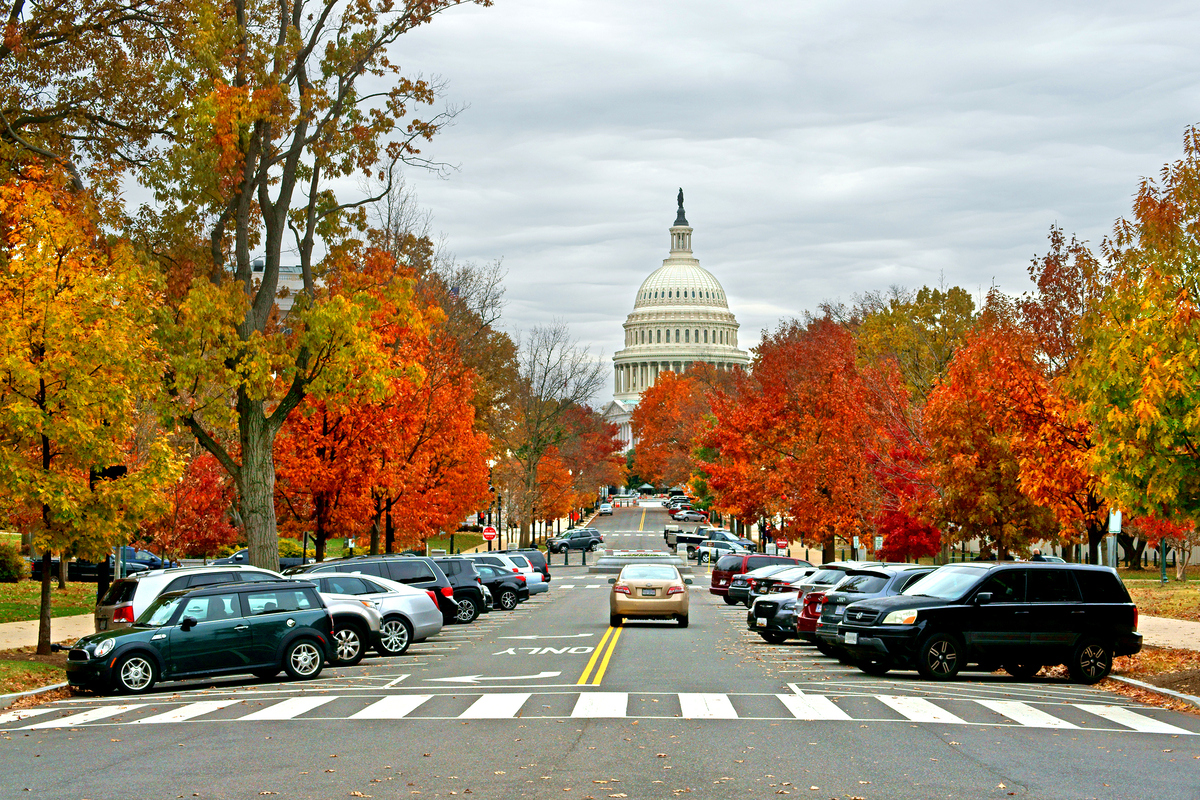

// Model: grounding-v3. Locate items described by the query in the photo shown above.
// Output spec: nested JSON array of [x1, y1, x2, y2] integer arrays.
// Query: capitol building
[[602, 192, 751, 450]]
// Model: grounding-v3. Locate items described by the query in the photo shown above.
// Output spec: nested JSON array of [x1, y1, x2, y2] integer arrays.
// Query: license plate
[[844, 631, 858, 645], [98, 619, 107, 630], [756, 618, 767, 627], [641, 588, 656, 597]]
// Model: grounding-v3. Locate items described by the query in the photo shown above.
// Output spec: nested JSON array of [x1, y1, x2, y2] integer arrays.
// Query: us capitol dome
[[602, 191, 751, 449]]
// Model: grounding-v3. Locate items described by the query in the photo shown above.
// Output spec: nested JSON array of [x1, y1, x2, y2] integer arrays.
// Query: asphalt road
[[2, 504, 1197, 800]]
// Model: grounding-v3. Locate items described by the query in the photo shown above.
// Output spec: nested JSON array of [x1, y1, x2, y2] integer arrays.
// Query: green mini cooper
[[66, 581, 334, 694]]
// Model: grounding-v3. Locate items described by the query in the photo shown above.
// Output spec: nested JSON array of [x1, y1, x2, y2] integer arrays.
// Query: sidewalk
[[0, 613, 94, 651]]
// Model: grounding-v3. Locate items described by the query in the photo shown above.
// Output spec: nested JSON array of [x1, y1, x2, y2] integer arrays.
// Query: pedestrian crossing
[[6, 691, 1194, 735]]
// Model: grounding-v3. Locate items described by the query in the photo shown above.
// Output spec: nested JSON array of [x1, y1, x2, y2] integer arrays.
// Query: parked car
[[814, 565, 935, 657], [710, 553, 802, 604], [472, 562, 530, 609], [504, 553, 548, 596], [480, 584, 494, 613], [608, 564, 693, 627], [31, 555, 149, 583], [95, 565, 285, 632], [547, 528, 604, 554], [323, 596, 384, 666], [695, 539, 750, 564], [431, 556, 488, 624], [746, 565, 818, 602], [695, 527, 755, 549], [66, 581, 335, 693], [727, 564, 800, 607], [598, 503, 613, 516], [284, 555, 460, 624], [837, 562, 1143, 683], [214, 548, 313, 569], [748, 591, 803, 644], [793, 562, 882, 603], [672, 510, 708, 523], [310, 572, 443, 656], [502, 548, 551, 582]]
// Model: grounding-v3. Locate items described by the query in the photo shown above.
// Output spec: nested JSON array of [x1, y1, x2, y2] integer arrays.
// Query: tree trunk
[[238, 399, 280, 572], [57, 552, 67, 589], [37, 551, 52, 655], [822, 540, 834, 564], [1086, 520, 1104, 566], [1117, 533, 1145, 570], [385, 498, 395, 554], [369, 515, 380, 555]]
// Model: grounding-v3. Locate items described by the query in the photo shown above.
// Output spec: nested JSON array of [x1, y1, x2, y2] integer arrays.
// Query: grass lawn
[[0, 656, 64, 695], [1126, 582, 1200, 622], [0, 581, 97, 624]]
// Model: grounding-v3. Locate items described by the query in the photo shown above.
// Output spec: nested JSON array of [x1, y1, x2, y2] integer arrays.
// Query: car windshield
[[901, 566, 981, 600], [806, 569, 846, 585], [771, 567, 811, 582], [837, 575, 888, 593], [137, 594, 185, 626], [621, 565, 679, 581]]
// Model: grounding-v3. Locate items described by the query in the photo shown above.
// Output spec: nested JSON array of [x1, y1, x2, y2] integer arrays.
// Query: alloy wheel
[[334, 628, 363, 662], [289, 642, 321, 677], [500, 590, 518, 610], [119, 656, 154, 692], [379, 619, 410, 655], [922, 636, 959, 678]]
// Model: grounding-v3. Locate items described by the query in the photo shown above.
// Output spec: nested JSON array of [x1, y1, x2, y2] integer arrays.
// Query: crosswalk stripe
[[572, 692, 628, 718], [1076, 704, 1194, 735], [239, 696, 338, 721], [557, 585, 576, 589], [777, 693, 851, 720], [975, 700, 1077, 729], [584, 585, 602, 589], [460, 693, 530, 719], [133, 700, 238, 724], [24, 704, 145, 729], [350, 694, 432, 719], [0, 708, 54, 726], [878, 695, 967, 725], [679, 693, 738, 719]]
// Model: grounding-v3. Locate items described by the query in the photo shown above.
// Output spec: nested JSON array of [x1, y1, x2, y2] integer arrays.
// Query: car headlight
[[883, 609, 919, 625], [94, 638, 115, 658]]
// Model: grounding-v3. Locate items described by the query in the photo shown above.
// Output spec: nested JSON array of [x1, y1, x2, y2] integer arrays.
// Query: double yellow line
[[577, 626, 622, 685]]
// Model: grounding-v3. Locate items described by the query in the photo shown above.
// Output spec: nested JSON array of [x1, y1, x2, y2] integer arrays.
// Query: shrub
[[0, 543, 29, 582], [216, 543, 245, 558], [278, 538, 304, 558]]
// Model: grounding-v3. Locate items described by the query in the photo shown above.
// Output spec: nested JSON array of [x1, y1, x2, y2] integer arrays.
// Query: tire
[[678, 615, 689, 628], [1068, 640, 1112, 684], [252, 668, 279, 680], [589, 542, 601, 552], [857, 659, 891, 677], [378, 617, 413, 656], [916, 632, 963, 680], [759, 632, 786, 644], [1003, 662, 1042, 680], [499, 590, 519, 610], [332, 624, 367, 666], [114, 653, 157, 694], [723, 596, 739, 606], [685, 546, 696, 559], [814, 640, 836, 657], [609, 614, 622, 627], [283, 638, 324, 680], [699, 553, 710, 564], [455, 596, 480, 624]]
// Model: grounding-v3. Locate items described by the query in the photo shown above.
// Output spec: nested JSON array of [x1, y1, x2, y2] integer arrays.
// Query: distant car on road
[[673, 510, 708, 522], [598, 503, 613, 515], [547, 528, 604, 554], [695, 539, 750, 564]]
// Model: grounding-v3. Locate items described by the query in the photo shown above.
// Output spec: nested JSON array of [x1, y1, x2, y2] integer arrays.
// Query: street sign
[[874, 535, 883, 550], [775, 538, 788, 550], [482, 526, 498, 542], [852, 535, 860, 549]]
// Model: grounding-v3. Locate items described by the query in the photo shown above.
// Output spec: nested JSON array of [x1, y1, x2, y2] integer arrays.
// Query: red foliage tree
[[142, 452, 238, 560]]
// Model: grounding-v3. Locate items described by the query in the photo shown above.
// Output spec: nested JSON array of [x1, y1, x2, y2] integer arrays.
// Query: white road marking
[[459, 693, 531, 719], [239, 696, 338, 721], [877, 695, 967, 725], [556, 585, 576, 589], [350, 694, 432, 719], [777, 693, 851, 720], [975, 700, 1078, 729], [383, 675, 410, 688], [0, 708, 54, 725], [584, 585, 602, 589], [679, 693, 738, 719], [24, 704, 145, 729], [1077, 704, 1195, 735], [133, 700, 238, 724], [571, 692, 629, 718]]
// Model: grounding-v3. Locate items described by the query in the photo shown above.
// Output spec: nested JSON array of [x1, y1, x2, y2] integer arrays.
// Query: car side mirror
[[608, 578, 616, 584], [974, 592, 992, 606], [180, 616, 198, 631], [684, 578, 693, 585]]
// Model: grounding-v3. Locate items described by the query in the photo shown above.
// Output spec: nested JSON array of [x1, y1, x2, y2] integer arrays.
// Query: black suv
[[814, 565, 935, 656], [837, 562, 1142, 683], [286, 556, 460, 624], [431, 556, 487, 623], [66, 581, 333, 693], [547, 528, 603, 554]]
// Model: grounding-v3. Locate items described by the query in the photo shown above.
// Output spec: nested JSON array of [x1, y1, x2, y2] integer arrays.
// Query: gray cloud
[[394, 0, 1200, 390]]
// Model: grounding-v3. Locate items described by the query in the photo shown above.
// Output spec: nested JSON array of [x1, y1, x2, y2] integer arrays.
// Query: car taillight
[[516, 575, 526, 582], [613, 584, 630, 595], [113, 606, 134, 624], [513, 568, 520, 573], [425, 590, 438, 605], [440, 586, 455, 597], [667, 586, 684, 595], [476, 577, 482, 584], [1133, 607, 1138, 631]]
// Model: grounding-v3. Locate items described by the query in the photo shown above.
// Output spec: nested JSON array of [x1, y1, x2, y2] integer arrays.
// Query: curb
[[0, 681, 68, 710], [1109, 675, 1200, 710]]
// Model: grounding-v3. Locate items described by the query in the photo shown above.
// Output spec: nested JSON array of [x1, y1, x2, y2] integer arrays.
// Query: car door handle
[[1070, 610, 1086, 615], [234, 625, 249, 631], [1014, 611, 1030, 615]]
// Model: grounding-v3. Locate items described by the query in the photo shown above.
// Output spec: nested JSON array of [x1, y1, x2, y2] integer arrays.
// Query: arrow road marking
[[499, 634, 594, 640], [427, 671, 562, 684]]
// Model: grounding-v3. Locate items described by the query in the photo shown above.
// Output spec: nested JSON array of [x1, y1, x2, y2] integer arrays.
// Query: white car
[[504, 553, 548, 596], [94, 564, 284, 632], [309, 572, 444, 655], [598, 503, 613, 515], [695, 539, 750, 564]]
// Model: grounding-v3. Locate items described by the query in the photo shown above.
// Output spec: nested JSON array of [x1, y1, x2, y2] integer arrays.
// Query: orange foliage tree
[[141, 452, 238, 561], [632, 366, 730, 493]]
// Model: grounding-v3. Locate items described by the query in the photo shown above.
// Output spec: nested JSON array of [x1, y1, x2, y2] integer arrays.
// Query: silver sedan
[[313, 572, 443, 656]]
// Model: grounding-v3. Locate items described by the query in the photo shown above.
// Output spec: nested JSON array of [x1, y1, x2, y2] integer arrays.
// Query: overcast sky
[[397, 0, 1200, 392]]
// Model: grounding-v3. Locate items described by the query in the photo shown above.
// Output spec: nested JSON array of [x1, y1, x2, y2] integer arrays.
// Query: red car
[[796, 589, 826, 643], [710, 553, 801, 604]]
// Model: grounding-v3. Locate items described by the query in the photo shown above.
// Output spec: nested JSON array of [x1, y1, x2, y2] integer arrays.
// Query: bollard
[[582, 547, 588, 566], [564, 548, 570, 567]]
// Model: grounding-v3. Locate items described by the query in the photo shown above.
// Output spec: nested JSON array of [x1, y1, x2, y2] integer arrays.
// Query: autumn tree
[[141, 451, 238, 561], [557, 405, 626, 513], [632, 365, 730, 491], [0, 165, 177, 653], [1076, 125, 1200, 534]]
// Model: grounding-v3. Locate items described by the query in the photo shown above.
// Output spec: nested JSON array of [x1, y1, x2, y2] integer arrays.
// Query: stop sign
[[482, 526, 497, 541]]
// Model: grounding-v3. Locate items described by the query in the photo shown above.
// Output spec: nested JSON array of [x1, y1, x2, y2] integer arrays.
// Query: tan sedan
[[608, 564, 693, 627]]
